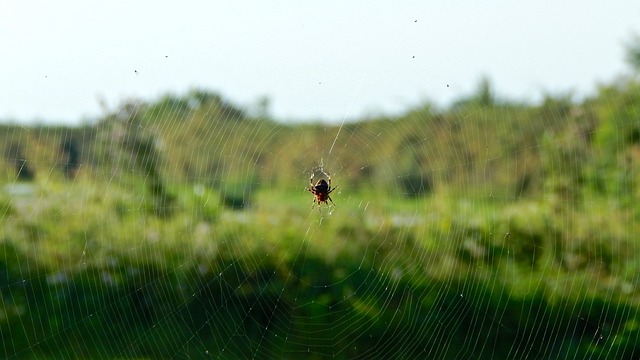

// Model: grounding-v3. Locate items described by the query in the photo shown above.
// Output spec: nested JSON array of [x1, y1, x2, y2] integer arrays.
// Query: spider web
[[2, 2, 640, 360]]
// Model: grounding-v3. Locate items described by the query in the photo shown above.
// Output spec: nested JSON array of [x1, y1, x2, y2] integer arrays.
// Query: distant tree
[[475, 76, 495, 106], [94, 99, 175, 217], [397, 134, 433, 197], [60, 138, 80, 179], [186, 89, 246, 120], [625, 34, 640, 73], [451, 75, 496, 108], [249, 96, 270, 118], [122, 131, 175, 218], [4, 143, 35, 181], [142, 94, 191, 123]]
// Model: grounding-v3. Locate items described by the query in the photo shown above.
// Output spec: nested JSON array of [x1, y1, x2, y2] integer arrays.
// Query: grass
[[1, 173, 639, 359]]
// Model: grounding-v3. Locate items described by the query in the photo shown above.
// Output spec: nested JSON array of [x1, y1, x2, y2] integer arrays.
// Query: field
[[1, 79, 640, 358]]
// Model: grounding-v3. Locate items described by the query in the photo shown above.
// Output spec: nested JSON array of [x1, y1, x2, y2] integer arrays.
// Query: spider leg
[[310, 174, 314, 187], [328, 195, 335, 205], [328, 185, 338, 194], [327, 173, 332, 187]]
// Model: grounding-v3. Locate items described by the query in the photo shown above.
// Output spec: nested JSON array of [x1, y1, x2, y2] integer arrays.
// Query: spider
[[308, 173, 338, 209]]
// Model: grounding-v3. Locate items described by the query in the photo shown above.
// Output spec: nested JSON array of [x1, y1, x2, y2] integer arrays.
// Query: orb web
[[1, 4, 640, 359]]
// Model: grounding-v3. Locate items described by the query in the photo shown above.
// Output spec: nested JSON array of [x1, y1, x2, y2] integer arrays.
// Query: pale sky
[[1, 1, 639, 124]]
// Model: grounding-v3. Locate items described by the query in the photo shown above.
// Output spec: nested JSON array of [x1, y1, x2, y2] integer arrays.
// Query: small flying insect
[[308, 173, 338, 209]]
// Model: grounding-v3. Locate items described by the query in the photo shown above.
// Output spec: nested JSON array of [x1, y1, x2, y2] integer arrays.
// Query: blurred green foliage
[[2, 74, 640, 358]]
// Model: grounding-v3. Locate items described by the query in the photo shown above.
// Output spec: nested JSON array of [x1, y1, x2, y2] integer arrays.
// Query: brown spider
[[308, 173, 338, 209]]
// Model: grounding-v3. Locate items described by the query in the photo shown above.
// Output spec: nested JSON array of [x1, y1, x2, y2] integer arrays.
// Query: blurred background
[[2, 1, 640, 359]]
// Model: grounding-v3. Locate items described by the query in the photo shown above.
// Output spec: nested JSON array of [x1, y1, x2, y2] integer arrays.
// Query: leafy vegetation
[[2, 72, 640, 358]]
